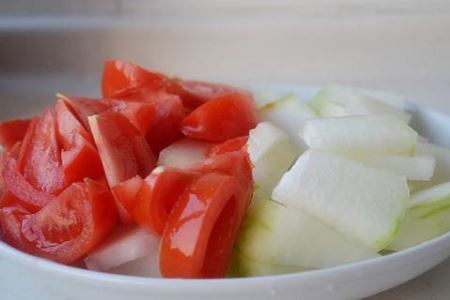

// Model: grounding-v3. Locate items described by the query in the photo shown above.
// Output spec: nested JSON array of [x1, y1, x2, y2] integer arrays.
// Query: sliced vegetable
[[85, 226, 159, 272], [158, 138, 212, 168], [20, 179, 117, 264], [273, 149, 409, 250], [247, 122, 299, 201], [259, 95, 316, 150], [236, 200, 379, 273], [134, 167, 197, 235], [111, 100, 156, 135], [18, 109, 65, 195], [206, 136, 248, 157], [302, 115, 418, 157], [181, 93, 257, 142], [0, 205, 30, 250], [111, 176, 144, 223], [160, 172, 245, 278], [388, 182, 450, 251], [102, 60, 168, 98], [0, 119, 31, 150]]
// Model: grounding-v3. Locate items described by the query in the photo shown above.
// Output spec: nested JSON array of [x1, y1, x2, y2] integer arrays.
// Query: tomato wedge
[[160, 172, 243, 278], [181, 93, 257, 142], [111, 175, 143, 223], [206, 136, 248, 157], [58, 94, 111, 132], [55, 99, 104, 184], [134, 167, 198, 235], [17, 109, 65, 195], [110, 100, 157, 135], [1, 156, 54, 212], [167, 79, 252, 110], [0, 119, 31, 150], [0, 205, 30, 250], [102, 60, 168, 98], [19, 179, 117, 264], [89, 112, 156, 223]]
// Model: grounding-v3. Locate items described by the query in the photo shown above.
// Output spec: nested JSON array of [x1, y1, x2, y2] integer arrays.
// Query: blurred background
[[1, 0, 450, 116]]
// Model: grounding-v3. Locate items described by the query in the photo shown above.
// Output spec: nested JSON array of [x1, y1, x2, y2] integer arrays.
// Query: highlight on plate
[[0, 60, 449, 279]]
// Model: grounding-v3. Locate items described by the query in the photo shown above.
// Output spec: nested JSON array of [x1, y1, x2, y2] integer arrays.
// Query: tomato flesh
[[181, 93, 257, 142], [19, 179, 117, 264], [0, 119, 31, 150], [134, 167, 197, 236], [0, 205, 30, 250], [55, 99, 104, 184], [102, 60, 168, 99], [160, 172, 241, 278], [206, 136, 248, 157], [111, 175, 143, 224]]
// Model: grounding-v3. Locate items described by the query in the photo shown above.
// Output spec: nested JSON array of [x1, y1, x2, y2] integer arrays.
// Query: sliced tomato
[[20, 179, 117, 264], [181, 93, 257, 142], [102, 60, 168, 98], [115, 89, 186, 153], [206, 136, 248, 157], [0, 119, 31, 150], [110, 100, 157, 135], [0, 205, 30, 250], [134, 167, 197, 236], [160, 172, 244, 278], [1, 156, 54, 212], [167, 78, 252, 110], [58, 94, 111, 131], [17, 109, 65, 195], [55, 99, 104, 184], [89, 111, 156, 188], [111, 175, 143, 224]]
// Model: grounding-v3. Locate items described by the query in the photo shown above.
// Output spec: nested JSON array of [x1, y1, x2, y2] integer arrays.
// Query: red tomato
[[16, 109, 65, 195], [206, 136, 248, 157], [0, 119, 31, 150], [167, 78, 252, 110], [111, 175, 143, 224], [58, 94, 111, 131], [110, 100, 157, 135], [160, 172, 243, 278], [181, 93, 257, 142], [1, 156, 55, 212], [19, 179, 117, 264], [102, 60, 168, 98], [0, 205, 30, 250], [55, 99, 104, 184], [134, 167, 197, 236]]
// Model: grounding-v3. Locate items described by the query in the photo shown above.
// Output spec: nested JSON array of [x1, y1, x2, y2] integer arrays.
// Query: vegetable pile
[[1, 62, 450, 279]]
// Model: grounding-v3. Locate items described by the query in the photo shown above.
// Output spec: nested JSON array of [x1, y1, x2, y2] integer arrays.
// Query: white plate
[[1, 86, 450, 300]]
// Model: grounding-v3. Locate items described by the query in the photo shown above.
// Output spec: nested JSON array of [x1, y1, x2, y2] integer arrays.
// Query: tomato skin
[[160, 172, 241, 278], [89, 111, 156, 188], [102, 60, 168, 99], [206, 136, 248, 157], [17, 109, 65, 195], [0, 119, 31, 150], [2, 155, 55, 212], [134, 167, 197, 236], [111, 175, 143, 224], [19, 179, 117, 264], [167, 79, 252, 110], [181, 93, 257, 142], [55, 99, 104, 184]]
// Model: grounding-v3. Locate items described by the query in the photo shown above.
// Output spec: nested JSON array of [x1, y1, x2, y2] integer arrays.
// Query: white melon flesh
[[410, 142, 450, 191], [247, 122, 299, 202], [357, 155, 435, 181], [272, 150, 410, 250], [232, 252, 306, 277], [309, 85, 410, 122], [258, 95, 316, 150], [158, 138, 212, 167], [387, 182, 450, 251], [302, 115, 418, 157], [236, 200, 379, 272]]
